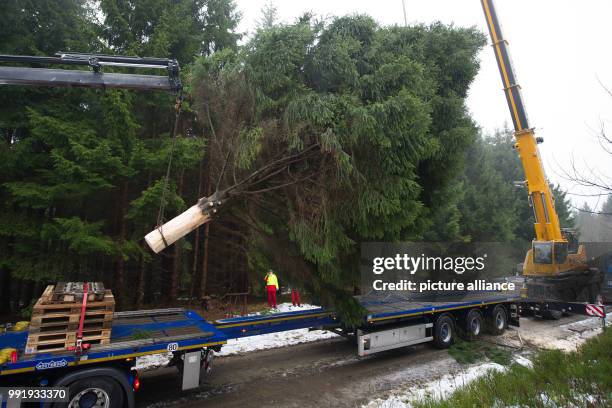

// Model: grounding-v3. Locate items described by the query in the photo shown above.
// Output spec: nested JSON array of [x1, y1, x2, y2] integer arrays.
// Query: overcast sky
[[233, 0, 612, 210]]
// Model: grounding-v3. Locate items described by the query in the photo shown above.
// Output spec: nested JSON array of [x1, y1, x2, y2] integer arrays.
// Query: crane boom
[[478, 0, 606, 308], [0, 53, 181, 92], [480, 0, 562, 244], [0, 66, 177, 91]]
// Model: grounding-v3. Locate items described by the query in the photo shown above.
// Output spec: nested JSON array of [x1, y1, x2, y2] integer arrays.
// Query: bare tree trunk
[[169, 170, 185, 302], [135, 251, 145, 309], [15, 279, 25, 310], [113, 180, 129, 309], [190, 158, 205, 304], [21, 280, 35, 310], [200, 170, 212, 298], [0, 269, 11, 314]]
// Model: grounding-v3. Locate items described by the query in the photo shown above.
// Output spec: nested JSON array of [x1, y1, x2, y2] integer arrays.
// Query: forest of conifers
[[0, 0, 584, 320]]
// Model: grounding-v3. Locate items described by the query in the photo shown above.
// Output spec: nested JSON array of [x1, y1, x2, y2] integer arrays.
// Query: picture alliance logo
[[372, 253, 488, 275]]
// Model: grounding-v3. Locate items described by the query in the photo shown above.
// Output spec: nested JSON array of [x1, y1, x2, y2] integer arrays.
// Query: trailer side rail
[[214, 307, 337, 340], [365, 295, 522, 323]]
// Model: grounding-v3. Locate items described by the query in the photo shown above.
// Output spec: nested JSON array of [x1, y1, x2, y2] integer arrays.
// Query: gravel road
[[135, 313, 605, 408]]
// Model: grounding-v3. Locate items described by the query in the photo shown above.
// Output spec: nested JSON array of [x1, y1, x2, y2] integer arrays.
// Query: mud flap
[[181, 351, 201, 391]]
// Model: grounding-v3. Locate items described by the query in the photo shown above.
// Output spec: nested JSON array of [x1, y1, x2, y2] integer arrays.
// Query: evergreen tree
[[0, 0, 240, 312], [190, 16, 485, 322], [4, 3, 572, 319], [0, 0, 104, 312], [552, 185, 575, 229], [459, 127, 577, 247], [257, 2, 279, 30], [458, 133, 517, 242]]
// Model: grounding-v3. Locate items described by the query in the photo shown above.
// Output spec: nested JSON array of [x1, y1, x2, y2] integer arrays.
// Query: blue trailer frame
[[0, 292, 522, 407], [0, 293, 521, 376], [0, 309, 227, 378]]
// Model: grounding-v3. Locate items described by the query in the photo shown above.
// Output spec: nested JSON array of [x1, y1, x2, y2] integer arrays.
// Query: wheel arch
[[45, 366, 134, 408]]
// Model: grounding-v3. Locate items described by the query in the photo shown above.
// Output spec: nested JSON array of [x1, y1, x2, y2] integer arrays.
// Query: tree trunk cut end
[[145, 205, 211, 253]]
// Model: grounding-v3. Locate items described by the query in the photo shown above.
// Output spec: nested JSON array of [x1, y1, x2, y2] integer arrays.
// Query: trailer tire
[[463, 309, 483, 340], [202, 349, 214, 376], [66, 376, 124, 408], [542, 309, 562, 320], [486, 305, 508, 335], [433, 314, 455, 349]]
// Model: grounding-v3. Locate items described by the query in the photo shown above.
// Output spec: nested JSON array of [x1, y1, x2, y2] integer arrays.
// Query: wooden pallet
[[32, 288, 114, 316], [25, 329, 111, 354], [28, 316, 113, 334], [25, 283, 114, 354], [30, 309, 114, 325]]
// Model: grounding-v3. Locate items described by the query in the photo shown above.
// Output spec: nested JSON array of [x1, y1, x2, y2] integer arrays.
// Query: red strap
[[77, 282, 88, 340], [67, 283, 89, 353]]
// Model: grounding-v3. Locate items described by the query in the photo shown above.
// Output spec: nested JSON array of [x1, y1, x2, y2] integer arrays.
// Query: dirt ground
[[134, 313, 604, 408]]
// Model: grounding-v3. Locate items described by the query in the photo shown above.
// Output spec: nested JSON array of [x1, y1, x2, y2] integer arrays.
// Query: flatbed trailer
[[0, 292, 522, 407]]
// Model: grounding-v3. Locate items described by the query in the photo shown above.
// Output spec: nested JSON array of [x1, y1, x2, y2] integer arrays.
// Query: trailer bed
[[0, 308, 226, 377], [212, 290, 521, 336], [1, 290, 521, 377], [357, 290, 522, 323]]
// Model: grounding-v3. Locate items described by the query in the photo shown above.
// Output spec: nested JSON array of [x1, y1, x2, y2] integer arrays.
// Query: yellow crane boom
[[480, 0, 603, 305], [481, 0, 562, 244]]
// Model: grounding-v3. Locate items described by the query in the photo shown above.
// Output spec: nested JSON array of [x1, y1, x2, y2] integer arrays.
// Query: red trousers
[[266, 285, 277, 308], [291, 289, 301, 306]]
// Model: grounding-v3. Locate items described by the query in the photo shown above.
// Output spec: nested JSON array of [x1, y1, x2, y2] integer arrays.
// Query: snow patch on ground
[[218, 303, 338, 356], [522, 312, 611, 352], [135, 352, 173, 371], [512, 354, 533, 368], [217, 329, 338, 356], [136, 303, 336, 368], [363, 362, 505, 408], [560, 311, 611, 332], [534, 391, 600, 408], [243, 302, 321, 315]]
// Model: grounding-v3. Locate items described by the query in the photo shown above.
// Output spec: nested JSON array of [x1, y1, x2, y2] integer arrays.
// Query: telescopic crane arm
[[0, 53, 181, 92], [480, 0, 562, 244], [480, 0, 589, 279]]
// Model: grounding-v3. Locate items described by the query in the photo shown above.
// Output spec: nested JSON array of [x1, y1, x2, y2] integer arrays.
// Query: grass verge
[[416, 329, 611, 407], [448, 338, 512, 366]]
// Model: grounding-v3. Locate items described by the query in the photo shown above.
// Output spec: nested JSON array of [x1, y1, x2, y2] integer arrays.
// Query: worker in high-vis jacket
[[265, 270, 279, 308]]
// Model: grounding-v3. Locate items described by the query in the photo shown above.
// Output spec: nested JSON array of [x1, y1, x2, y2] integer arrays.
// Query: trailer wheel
[[463, 309, 483, 340], [66, 377, 124, 408], [542, 309, 562, 320], [433, 314, 455, 349], [486, 305, 508, 335]]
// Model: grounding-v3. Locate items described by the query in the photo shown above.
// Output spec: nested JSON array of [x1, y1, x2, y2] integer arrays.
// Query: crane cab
[[524, 240, 587, 277]]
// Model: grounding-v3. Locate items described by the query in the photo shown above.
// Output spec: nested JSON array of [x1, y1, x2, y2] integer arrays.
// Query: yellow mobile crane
[[480, 0, 602, 304]]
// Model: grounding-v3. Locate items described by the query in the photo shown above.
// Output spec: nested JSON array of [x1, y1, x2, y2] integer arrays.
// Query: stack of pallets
[[25, 282, 114, 354]]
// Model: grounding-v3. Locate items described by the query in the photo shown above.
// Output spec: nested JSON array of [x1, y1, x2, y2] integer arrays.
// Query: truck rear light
[[133, 373, 141, 391]]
